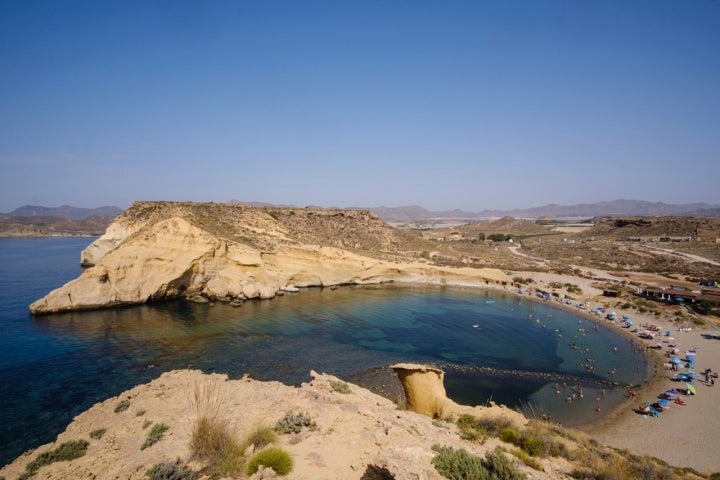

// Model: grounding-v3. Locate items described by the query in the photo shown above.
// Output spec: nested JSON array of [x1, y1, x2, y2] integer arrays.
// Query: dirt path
[[642, 245, 720, 266]]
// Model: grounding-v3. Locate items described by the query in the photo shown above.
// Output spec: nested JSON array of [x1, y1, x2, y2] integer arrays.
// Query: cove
[[0, 238, 649, 467]]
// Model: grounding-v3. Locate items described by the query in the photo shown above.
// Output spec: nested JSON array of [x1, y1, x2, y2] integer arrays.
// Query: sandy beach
[[580, 318, 720, 474], [506, 271, 720, 474]]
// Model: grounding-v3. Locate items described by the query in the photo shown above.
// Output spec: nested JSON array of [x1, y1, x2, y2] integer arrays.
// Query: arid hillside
[[0, 215, 115, 237], [110, 201, 431, 261], [582, 216, 720, 242]]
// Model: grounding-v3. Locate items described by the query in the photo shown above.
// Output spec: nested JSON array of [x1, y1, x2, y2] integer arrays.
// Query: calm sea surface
[[0, 238, 649, 466]]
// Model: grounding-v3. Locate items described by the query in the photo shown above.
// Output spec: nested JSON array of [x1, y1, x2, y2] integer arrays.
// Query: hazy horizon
[[2, 197, 719, 216], [1, 1, 718, 212]]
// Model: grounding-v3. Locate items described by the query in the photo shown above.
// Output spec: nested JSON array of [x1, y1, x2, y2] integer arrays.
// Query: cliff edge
[[30, 201, 509, 314], [0, 368, 564, 479]]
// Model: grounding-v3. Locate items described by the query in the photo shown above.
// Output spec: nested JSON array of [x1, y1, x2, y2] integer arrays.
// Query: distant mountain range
[[4, 199, 719, 224], [367, 200, 720, 222], [2, 205, 123, 219]]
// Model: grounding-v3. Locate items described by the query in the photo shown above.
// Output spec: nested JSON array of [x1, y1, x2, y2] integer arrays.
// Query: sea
[[0, 237, 650, 467]]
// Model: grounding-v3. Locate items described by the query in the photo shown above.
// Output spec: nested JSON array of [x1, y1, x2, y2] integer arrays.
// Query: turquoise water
[[0, 238, 649, 467]]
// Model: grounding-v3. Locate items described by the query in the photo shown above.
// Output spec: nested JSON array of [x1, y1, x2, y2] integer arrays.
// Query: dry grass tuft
[[189, 381, 243, 477]]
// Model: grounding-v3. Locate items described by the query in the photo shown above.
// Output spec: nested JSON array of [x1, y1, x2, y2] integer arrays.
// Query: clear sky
[[1, 1, 718, 212]]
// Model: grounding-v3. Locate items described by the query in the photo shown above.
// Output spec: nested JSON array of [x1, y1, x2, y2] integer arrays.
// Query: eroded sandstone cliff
[[30, 201, 509, 314]]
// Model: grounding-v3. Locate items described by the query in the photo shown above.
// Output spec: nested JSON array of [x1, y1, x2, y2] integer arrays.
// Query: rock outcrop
[[30, 201, 510, 314], [392, 363, 527, 427]]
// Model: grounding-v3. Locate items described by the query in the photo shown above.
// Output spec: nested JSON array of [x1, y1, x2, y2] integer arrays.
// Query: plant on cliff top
[[275, 411, 316, 434], [89, 428, 106, 439], [431, 445, 527, 480], [114, 398, 130, 413], [146, 459, 198, 480], [242, 425, 277, 450], [246, 447, 293, 476], [329, 379, 351, 394], [456, 413, 514, 442], [189, 380, 244, 477], [141, 423, 169, 450], [19, 439, 89, 479]]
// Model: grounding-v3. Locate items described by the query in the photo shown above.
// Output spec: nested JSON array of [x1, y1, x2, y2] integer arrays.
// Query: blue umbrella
[[671, 358, 683, 365]]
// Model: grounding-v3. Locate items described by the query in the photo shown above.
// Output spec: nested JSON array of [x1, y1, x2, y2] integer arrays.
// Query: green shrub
[[510, 448, 543, 471], [500, 427, 521, 445], [456, 414, 485, 442], [275, 411, 316, 434], [519, 435, 543, 457], [432, 445, 527, 480], [243, 426, 277, 450], [431, 445, 490, 480], [141, 423, 169, 450], [455, 414, 513, 442], [483, 448, 527, 479], [20, 439, 89, 479], [136, 409, 146, 416], [145, 459, 198, 480], [143, 419, 152, 429], [330, 379, 351, 394], [89, 428, 106, 440], [246, 447, 294, 476], [114, 399, 130, 413]]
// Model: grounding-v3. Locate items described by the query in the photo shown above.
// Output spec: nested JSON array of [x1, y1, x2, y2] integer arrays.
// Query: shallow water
[[0, 238, 649, 466]]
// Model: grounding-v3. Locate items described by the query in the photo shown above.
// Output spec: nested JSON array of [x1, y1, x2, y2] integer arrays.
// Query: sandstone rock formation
[[392, 363, 527, 427], [30, 201, 510, 314]]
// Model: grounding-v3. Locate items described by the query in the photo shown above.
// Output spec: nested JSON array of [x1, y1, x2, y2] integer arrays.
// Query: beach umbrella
[[676, 373, 689, 381], [671, 357, 682, 365], [686, 372, 699, 379], [685, 382, 697, 395]]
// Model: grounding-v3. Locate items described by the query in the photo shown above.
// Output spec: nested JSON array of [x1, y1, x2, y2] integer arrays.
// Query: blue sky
[[1, 1, 718, 212]]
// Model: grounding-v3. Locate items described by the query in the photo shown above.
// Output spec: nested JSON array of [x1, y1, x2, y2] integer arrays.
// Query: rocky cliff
[[30, 201, 509, 314], [0, 368, 560, 480], [1, 367, 699, 480]]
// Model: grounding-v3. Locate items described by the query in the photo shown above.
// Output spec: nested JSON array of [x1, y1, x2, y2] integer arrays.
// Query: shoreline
[[413, 276, 718, 473], [496, 281, 720, 474], [11, 274, 720, 473]]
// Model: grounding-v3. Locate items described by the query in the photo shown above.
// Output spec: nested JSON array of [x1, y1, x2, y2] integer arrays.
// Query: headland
[[14, 201, 720, 477]]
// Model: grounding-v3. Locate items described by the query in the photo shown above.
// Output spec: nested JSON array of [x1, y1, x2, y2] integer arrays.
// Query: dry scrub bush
[[242, 425, 277, 451], [508, 447, 543, 471], [455, 413, 514, 442], [275, 411, 316, 434], [431, 445, 527, 480], [114, 399, 130, 413], [189, 381, 243, 477], [330, 379, 351, 394], [145, 458, 198, 480], [19, 439, 89, 480], [141, 423, 169, 450]]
